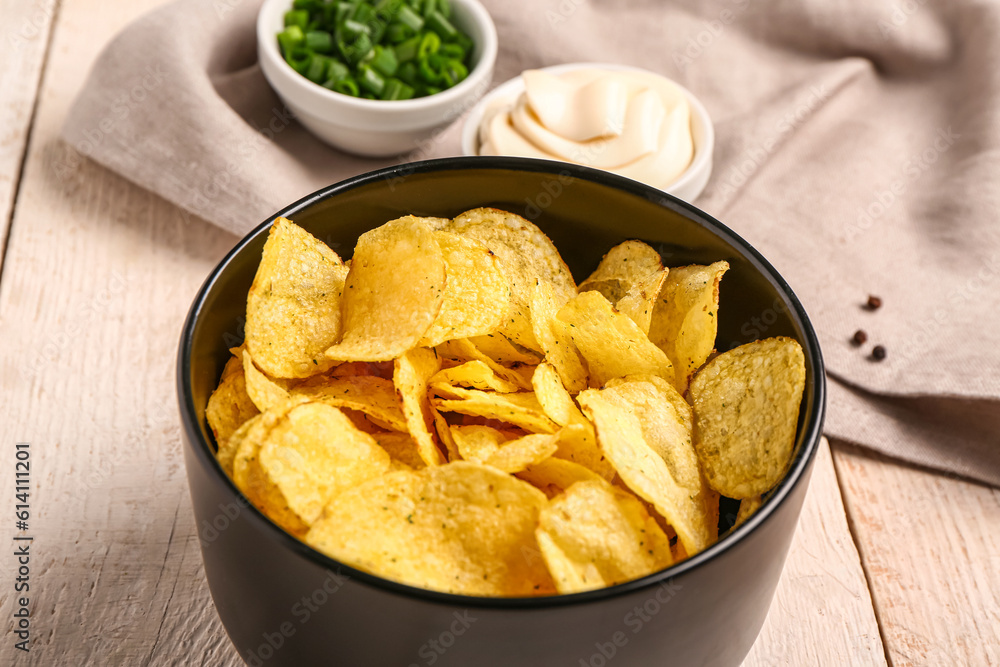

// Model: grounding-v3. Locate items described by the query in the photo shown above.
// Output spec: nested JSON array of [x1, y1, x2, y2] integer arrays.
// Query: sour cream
[[477, 68, 695, 190]]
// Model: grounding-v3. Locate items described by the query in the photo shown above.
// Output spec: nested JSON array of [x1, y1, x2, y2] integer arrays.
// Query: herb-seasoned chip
[[435, 338, 533, 390], [448, 208, 576, 351], [325, 217, 447, 361], [578, 389, 715, 556], [615, 269, 668, 335], [558, 291, 674, 387], [245, 217, 348, 378], [418, 232, 510, 348], [394, 348, 445, 466], [260, 403, 390, 525], [293, 375, 407, 432], [431, 387, 558, 434], [452, 425, 557, 473], [578, 240, 664, 302], [648, 261, 729, 391], [516, 457, 603, 497], [688, 337, 806, 498], [536, 480, 673, 594], [531, 281, 588, 393], [468, 333, 542, 366], [243, 350, 292, 411], [207, 351, 259, 445], [429, 360, 522, 393], [306, 462, 556, 596]]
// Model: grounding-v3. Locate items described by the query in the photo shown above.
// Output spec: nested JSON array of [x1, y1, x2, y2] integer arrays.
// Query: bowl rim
[[178, 155, 826, 610], [257, 0, 499, 112], [460, 62, 715, 200]]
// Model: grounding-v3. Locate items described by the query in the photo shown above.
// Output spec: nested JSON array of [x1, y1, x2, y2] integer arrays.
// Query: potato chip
[[578, 389, 715, 556], [536, 480, 673, 594], [206, 351, 260, 445], [735, 495, 763, 528], [306, 462, 556, 596], [370, 432, 425, 470], [245, 217, 349, 378], [435, 338, 532, 390], [394, 348, 446, 466], [516, 457, 603, 497], [429, 360, 521, 393], [292, 375, 407, 432], [260, 403, 391, 524], [451, 425, 557, 473], [216, 412, 260, 478], [243, 350, 292, 411], [448, 208, 576, 351], [648, 261, 729, 391], [688, 337, 806, 498], [577, 240, 664, 302], [432, 410, 461, 461], [530, 281, 588, 393], [431, 386, 558, 434], [615, 269, 668, 335], [468, 333, 542, 366], [325, 217, 446, 361], [417, 231, 510, 347], [557, 291, 674, 387]]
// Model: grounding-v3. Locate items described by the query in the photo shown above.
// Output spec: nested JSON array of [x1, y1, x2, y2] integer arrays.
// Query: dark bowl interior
[[178, 156, 825, 667]]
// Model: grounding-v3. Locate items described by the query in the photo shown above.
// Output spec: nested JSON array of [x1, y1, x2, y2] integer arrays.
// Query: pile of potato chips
[[205, 208, 806, 596]]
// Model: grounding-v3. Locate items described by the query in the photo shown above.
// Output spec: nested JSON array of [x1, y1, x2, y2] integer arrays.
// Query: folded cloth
[[62, 0, 1000, 486]]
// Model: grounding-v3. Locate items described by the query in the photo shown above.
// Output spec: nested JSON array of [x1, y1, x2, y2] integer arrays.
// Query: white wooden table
[[1, 1, 998, 665]]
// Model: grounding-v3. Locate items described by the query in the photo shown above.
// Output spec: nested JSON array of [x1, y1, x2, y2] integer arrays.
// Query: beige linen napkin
[[62, 0, 1000, 486]]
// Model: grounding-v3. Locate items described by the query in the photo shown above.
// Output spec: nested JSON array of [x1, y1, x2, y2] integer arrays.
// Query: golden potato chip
[[688, 337, 806, 498], [394, 348, 445, 467], [578, 389, 715, 556], [245, 217, 349, 378], [432, 410, 460, 461], [557, 291, 674, 387], [577, 240, 664, 302], [450, 424, 509, 461], [306, 462, 556, 596], [325, 217, 446, 361], [735, 495, 763, 528], [536, 480, 673, 594], [260, 403, 391, 524], [216, 412, 260, 478], [429, 360, 521, 393], [435, 338, 533, 390], [417, 231, 510, 347], [293, 375, 407, 432], [468, 333, 542, 366], [207, 352, 260, 445], [516, 457, 603, 497], [596, 377, 717, 552], [448, 208, 576, 351], [648, 261, 729, 391], [530, 280, 588, 393], [615, 269, 668, 335], [431, 387, 558, 434], [451, 426, 557, 473], [243, 350, 292, 411], [372, 432, 426, 470]]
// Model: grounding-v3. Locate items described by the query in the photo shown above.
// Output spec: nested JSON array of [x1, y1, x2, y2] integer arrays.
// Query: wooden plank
[[0, 0, 59, 274], [832, 442, 1000, 667], [743, 439, 887, 666]]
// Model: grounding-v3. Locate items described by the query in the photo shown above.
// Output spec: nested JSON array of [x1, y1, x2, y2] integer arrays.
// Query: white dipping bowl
[[461, 62, 714, 202], [258, 0, 497, 157]]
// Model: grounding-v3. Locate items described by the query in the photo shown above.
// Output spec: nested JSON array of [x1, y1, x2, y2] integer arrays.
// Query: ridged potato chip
[[536, 480, 673, 594], [245, 217, 349, 378], [206, 351, 259, 445], [259, 403, 390, 524], [293, 375, 407, 432], [557, 291, 674, 387], [648, 261, 729, 391], [325, 217, 446, 361], [531, 280, 588, 393], [688, 337, 806, 498], [615, 269, 668, 335], [578, 240, 663, 302], [448, 208, 576, 351], [431, 386, 558, 434], [394, 348, 446, 466], [306, 462, 556, 596], [429, 360, 522, 393], [578, 388, 715, 556], [417, 232, 510, 348]]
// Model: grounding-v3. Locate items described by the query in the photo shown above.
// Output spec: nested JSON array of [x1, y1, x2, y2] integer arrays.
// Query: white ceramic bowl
[[461, 62, 714, 202], [258, 0, 497, 157]]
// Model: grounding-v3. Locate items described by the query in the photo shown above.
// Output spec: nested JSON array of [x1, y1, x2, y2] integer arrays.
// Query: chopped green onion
[[333, 77, 360, 96], [396, 5, 424, 32], [417, 31, 441, 59], [370, 45, 399, 76], [283, 9, 309, 29], [358, 64, 386, 95], [438, 42, 465, 61], [306, 54, 333, 83], [385, 22, 412, 43], [305, 30, 333, 53], [426, 11, 457, 41], [381, 77, 415, 100], [396, 60, 418, 85], [277, 25, 305, 55], [394, 35, 421, 62], [421, 0, 437, 19], [437, 0, 451, 18]]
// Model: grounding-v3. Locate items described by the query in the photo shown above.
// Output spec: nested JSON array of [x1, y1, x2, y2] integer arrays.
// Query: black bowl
[[178, 156, 825, 667]]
